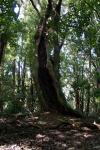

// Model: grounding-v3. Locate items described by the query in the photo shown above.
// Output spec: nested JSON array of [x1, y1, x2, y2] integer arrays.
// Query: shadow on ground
[[0, 112, 100, 150]]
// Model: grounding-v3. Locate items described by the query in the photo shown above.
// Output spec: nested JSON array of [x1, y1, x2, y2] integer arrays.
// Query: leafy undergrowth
[[0, 112, 100, 150]]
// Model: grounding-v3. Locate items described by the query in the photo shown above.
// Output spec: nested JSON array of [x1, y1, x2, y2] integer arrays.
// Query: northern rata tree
[[30, 0, 82, 117]]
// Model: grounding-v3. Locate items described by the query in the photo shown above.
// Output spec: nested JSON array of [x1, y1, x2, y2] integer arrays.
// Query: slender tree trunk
[[80, 88, 84, 113], [96, 46, 100, 88], [27, 77, 34, 112], [21, 59, 26, 102], [17, 61, 21, 95], [0, 34, 7, 64], [27, 65, 35, 112], [96, 68, 100, 89], [75, 88, 80, 110], [15, 60, 22, 111], [12, 59, 16, 97], [53, 0, 63, 82], [73, 64, 80, 110], [86, 86, 90, 116], [91, 48, 100, 113], [30, 71, 34, 102], [86, 49, 91, 116], [0, 75, 3, 112], [80, 65, 85, 113]]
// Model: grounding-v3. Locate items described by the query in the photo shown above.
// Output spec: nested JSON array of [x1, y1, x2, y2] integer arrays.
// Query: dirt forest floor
[[0, 112, 100, 150]]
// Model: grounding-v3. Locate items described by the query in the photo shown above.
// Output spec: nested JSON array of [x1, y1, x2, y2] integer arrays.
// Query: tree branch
[[48, 0, 52, 6], [45, 0, 52, 19], [34, 0, 53, 47], [56, 0, 62, 15], [37, 0, 42, 8], [84, 0, 100, 19], [30, 0, 41, 17]]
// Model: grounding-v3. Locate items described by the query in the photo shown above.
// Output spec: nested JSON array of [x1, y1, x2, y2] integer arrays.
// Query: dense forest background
[[0, 0, 100, 117]]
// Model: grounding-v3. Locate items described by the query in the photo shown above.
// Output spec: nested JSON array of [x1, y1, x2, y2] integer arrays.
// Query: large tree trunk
[[34, 0, 82, 117]]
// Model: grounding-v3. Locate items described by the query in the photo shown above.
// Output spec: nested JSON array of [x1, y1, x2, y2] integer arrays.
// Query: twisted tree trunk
[[34, 0, 82, 117]]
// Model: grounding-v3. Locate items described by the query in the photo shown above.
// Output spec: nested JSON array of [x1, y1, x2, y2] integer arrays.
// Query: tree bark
[[34, 0, 82, 117], [86, 85, 90, 116], [75, 89, 80, 110], [21, 59, 26, 102], [12, 59, 16, 102], [53, 0, 63, 82], [0, 34, 7, 64], [17, 61, 21, 95]]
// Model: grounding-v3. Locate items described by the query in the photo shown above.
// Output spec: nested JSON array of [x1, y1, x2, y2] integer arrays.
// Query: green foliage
[[94, 88, 100, 98], [3, 100, 26, 114]]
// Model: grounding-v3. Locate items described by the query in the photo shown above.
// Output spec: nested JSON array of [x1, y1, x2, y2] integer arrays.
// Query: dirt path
[[0, 112, 100, 150]]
